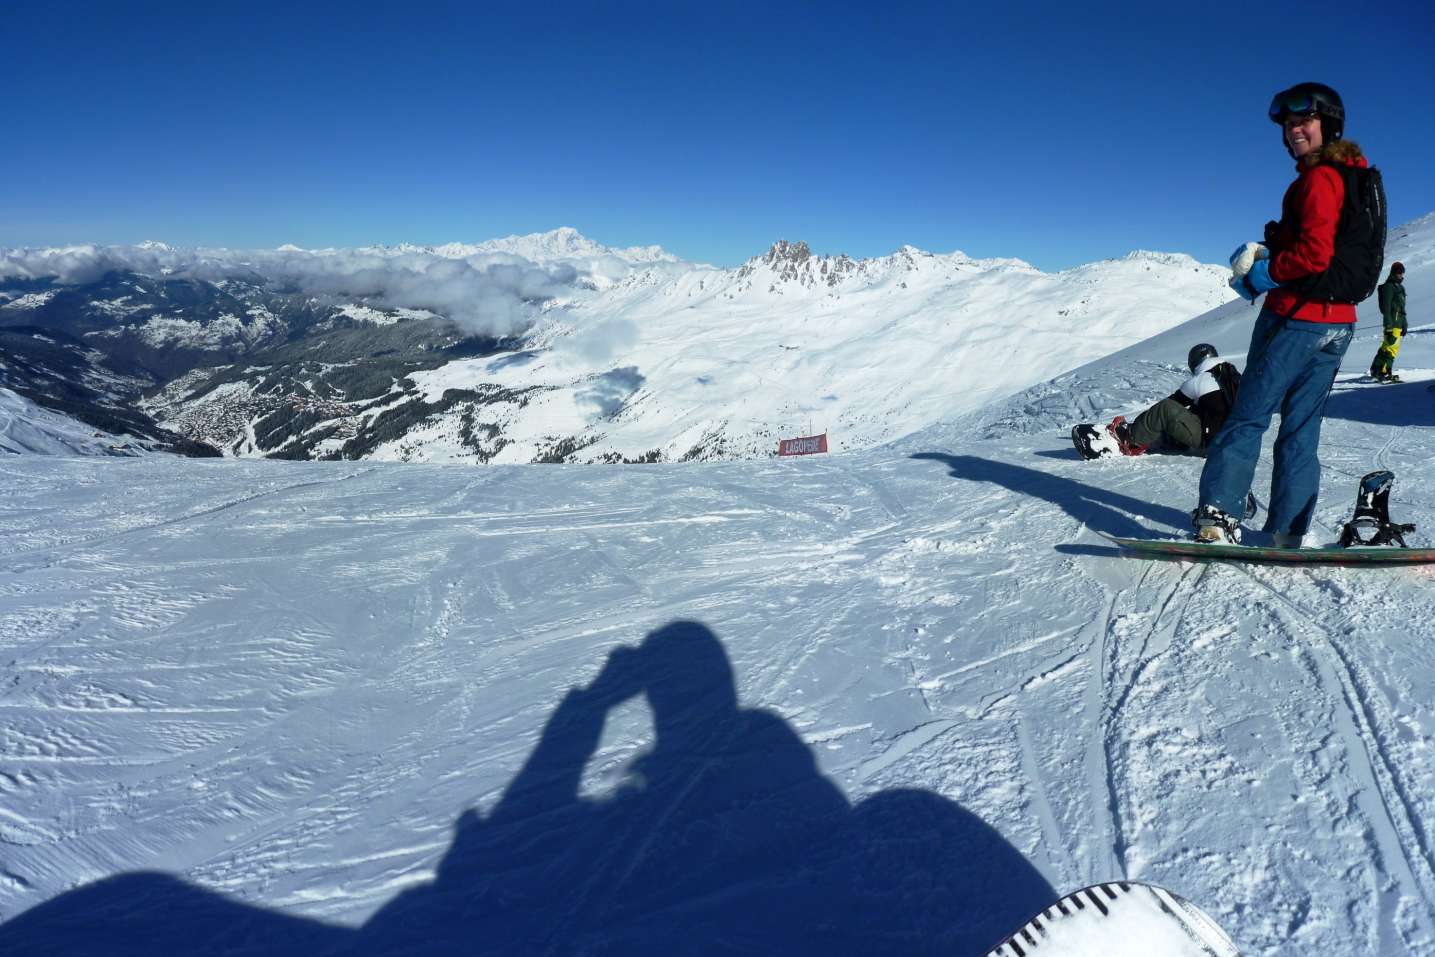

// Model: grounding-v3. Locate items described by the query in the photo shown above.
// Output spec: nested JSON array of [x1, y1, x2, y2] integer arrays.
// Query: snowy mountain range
[[2, 213, 1433, 956], [1, 229, 1237, 463], [429, 225, 684, 268]]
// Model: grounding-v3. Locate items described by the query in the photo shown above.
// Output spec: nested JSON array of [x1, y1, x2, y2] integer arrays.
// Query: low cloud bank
[[558, 317, 641, 363], [0, 243, 600, 338]]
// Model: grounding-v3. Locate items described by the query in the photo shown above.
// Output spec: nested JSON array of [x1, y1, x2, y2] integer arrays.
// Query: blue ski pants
[[1198, 309, 1353, 536]]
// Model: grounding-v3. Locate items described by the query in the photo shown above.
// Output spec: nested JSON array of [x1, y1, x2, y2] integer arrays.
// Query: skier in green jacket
[[1369, 261, 1407, 381]]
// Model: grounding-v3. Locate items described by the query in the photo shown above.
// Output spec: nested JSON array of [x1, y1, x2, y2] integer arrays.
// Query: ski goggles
[[1268, 90, 1342, 122]]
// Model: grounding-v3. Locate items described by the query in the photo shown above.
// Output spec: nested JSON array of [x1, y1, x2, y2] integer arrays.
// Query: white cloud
[[557, 317, 641, 363], [0, 243, 591, 338]]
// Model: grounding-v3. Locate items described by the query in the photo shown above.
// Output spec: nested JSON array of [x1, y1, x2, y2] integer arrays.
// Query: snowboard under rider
[[1105, 344, 1241, 457], [1193, 81, 1381, 546], [1369, 261, 1407, 381]]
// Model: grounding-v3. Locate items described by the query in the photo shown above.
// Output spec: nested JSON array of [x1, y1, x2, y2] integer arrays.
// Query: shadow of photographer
[[2, 621, 1055, 956]]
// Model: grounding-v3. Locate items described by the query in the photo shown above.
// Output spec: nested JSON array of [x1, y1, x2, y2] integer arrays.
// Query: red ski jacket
[[1264, 140, 1369, 323]]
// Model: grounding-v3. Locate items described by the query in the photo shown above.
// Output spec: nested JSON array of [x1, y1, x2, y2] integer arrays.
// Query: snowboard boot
[[1369, 364, 1401, 384], [1192, 504, 1243, 544], [1106, 416, 1149, 457], [1338, 470, 1416, 547]]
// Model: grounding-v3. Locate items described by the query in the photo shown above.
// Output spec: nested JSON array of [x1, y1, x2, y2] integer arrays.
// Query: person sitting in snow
[[1084, 343, 1241, 458]]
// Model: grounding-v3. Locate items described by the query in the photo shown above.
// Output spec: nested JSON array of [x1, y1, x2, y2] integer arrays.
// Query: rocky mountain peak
[[735, 240, 861, 290], [763, 240, 812, 265]]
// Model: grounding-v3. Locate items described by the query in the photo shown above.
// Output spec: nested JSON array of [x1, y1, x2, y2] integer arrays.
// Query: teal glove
[[1230, 259, 1280, 302]]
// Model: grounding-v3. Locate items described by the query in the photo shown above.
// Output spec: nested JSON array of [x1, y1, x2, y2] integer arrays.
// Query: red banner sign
[[777, 433, 828, 456]]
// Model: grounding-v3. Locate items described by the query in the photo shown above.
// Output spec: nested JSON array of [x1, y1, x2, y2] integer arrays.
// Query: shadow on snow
[[1324, 377, 1435, 428], [911, 451, 1191, 537], [1, 621, 1055, 956]]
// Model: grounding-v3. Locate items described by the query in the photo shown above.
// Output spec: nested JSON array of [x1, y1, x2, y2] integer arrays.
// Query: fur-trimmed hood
[[1299, 139, 1365, 170]]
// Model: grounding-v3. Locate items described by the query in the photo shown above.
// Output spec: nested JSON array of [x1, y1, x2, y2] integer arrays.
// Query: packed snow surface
[[3, 216, 1435, 955]]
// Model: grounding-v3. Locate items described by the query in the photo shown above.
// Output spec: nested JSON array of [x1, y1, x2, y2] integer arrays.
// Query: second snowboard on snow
[[984, 881, 1239, 957]]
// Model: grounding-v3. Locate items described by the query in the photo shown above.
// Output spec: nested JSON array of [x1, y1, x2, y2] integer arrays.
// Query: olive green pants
[[1129, 398, 1203, 452]]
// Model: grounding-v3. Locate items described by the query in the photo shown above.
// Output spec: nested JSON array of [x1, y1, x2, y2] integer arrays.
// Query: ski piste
[[984, 881, 1239, 957], [1104, 534, 1435, 564]]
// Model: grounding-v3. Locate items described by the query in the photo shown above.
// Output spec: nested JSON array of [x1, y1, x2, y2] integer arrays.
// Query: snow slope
[[385, 243, 1235, 464], [2, 219, 1434, 956], [0, 388, 133, 456]]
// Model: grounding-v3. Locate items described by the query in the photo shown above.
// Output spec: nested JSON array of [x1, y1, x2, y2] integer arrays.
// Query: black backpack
[[1212, 362, 1241, 412], [1195, 362, 1242, 444], [1282, 164, 1387, 305]]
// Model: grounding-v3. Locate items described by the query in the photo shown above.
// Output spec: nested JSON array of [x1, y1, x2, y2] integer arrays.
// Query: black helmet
[[1188, 343, 1218, 373], [1268, 82, 1344, 151]]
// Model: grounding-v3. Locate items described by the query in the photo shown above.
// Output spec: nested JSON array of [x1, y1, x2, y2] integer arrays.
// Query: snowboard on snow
[[984, 881, 1239, 957], [1104, 471, 1431, 564], [1071, 423, 1117, 460], [1104, 535, 1435, 565]]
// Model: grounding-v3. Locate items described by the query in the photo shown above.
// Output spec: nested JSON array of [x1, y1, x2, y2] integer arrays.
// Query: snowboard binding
[[1106, 416, 1148, 456], [1338, 470, 1416, 547]]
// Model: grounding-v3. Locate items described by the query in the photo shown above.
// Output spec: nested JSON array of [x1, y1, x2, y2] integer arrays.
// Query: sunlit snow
[[2, 215, 1435, 956]]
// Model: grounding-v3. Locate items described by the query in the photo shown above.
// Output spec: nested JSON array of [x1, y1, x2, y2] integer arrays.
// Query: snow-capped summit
[[448, 227, 683, 266], [1112, 249, 1208, 269]]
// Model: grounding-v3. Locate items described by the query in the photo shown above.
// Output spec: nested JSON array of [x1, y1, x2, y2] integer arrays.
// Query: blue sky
[[4, 1, 1432, 271]]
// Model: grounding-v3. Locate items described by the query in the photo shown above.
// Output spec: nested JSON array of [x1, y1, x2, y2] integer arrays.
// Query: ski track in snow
[[4, 248, 1435, 953], [1082, 587, 1123, 883], [1235, 567, 1435, 950]]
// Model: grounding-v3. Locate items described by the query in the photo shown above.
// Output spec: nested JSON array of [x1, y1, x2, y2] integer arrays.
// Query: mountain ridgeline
[[0, 231, 1235, 462]]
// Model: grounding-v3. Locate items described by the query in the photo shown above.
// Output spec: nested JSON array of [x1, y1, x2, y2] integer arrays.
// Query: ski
[[985, 881, 1239, 957]]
